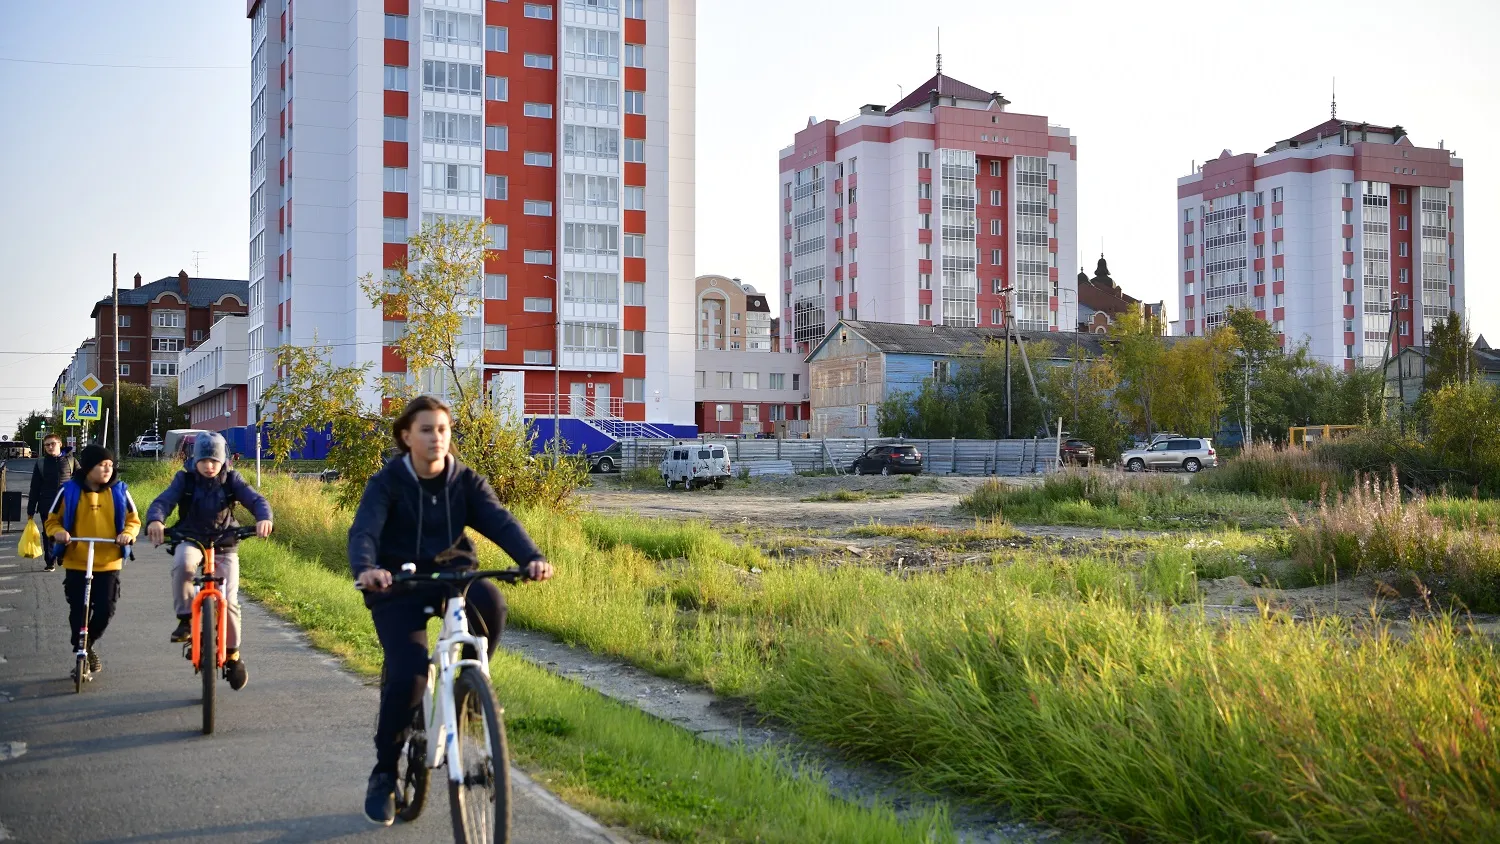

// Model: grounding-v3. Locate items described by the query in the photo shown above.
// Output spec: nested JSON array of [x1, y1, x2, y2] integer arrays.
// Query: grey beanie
[[192, 433, 228, 466]]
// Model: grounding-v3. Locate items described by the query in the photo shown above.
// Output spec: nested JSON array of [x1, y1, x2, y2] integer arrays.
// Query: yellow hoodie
[[43, 481, 141, 572]]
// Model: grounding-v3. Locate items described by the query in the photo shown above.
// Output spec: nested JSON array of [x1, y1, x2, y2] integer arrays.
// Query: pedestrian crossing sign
[[75, 396, 102, 421], [62, 407, 80, 426]]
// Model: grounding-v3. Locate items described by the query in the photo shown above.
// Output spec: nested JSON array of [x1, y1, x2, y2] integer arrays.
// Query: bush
[[1192, 442, 1350, 500]]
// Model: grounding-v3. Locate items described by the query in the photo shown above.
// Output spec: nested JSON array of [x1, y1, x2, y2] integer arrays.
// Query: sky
[[2, 0, 1497, 434]]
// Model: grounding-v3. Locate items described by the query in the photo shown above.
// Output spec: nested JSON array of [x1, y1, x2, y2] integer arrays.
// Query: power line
[[0, 56, 245, 70]]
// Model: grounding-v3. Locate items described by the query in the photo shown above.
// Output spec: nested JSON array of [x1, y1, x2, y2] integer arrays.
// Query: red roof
[[1279, 118, 1396, 147], [888, 74, 1000, 114]]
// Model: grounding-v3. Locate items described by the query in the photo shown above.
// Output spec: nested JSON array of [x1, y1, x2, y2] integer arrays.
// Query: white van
[[659, 443, 732, 490]]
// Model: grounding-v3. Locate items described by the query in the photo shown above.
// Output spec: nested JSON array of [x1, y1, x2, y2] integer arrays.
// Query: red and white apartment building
[[777, 70, 1079, 352], [246, 0, 698, 437], [1176, 117, 1465, 369]]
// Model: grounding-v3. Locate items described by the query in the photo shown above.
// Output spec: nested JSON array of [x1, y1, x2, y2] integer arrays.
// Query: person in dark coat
[[28, 433, 77, 571]]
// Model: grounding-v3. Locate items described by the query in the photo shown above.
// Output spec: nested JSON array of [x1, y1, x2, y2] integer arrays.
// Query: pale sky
[[2, 0, 1496, 433]]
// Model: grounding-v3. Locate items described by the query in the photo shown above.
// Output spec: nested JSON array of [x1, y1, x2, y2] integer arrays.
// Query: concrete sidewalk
[[0, 535, 621, 843]]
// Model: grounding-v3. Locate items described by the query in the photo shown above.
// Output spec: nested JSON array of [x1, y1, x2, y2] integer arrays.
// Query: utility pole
[[1243, 350, 1252, 448], [112, 253, 121, 461], [543, 275, 561, 459], [1003, 292, 1012, 438]]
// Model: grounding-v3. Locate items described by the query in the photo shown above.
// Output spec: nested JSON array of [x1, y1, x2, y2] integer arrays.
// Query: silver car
[[1121, 437, 1217, 473]]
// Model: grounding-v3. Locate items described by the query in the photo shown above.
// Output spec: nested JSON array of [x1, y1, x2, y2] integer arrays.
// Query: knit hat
[[77, 444, 115, 477], [192, 432, 228, 466]]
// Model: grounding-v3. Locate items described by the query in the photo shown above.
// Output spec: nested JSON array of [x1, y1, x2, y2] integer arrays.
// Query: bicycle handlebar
[[164, 525, 260, 554], [356, 566, 531, 591]]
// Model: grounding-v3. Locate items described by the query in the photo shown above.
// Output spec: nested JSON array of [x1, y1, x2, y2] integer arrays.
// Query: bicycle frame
[[420, 590, 493, 785], [187, 541, 228, 672]]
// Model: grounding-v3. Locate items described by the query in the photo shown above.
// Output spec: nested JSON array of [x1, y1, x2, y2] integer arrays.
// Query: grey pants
[[173, 544, 242, 651]]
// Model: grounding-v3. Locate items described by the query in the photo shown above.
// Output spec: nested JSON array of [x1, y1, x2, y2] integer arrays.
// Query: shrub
[[1192, 441, 1349, 500]]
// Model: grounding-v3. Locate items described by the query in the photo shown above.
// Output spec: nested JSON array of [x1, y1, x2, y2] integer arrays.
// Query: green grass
[[958, 471, 1292, 529], [1191, 442, 1352, 501], [846, 519, 1020, 547], [801, 489, 906, 503], [232, 474, 1500, 841]]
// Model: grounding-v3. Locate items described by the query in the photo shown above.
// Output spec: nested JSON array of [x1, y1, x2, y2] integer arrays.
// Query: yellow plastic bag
[[18, 518, 43, 559]]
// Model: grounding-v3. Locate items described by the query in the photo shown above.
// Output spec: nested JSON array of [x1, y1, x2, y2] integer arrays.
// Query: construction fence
[[616, 437, 1060, 477]]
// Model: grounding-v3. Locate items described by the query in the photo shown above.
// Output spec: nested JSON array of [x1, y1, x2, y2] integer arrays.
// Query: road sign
[[78, 373, 103, 395], [75, 396, 102, 422], [62, 407, 80, 427]]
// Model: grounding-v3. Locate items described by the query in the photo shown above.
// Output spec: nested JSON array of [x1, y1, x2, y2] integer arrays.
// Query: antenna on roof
[[1331, 77, 1337, 120], [935, 27, 942, 77], [191, 250, 206, 277]]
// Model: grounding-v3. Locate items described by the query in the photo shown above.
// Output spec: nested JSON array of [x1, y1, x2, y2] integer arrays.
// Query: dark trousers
[[369, 579, 506, 774], [63, 569, 121, 651]]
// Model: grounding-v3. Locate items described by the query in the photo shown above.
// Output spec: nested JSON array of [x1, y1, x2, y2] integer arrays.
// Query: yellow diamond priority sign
[[78, 373, 103, 395]]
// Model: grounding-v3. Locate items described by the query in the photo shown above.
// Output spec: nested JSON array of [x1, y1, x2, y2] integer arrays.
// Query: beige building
[[694, 275, 808, 436]]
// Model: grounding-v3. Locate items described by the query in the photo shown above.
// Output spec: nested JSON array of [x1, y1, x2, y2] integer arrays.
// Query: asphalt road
[[0, 528, 623, 844]]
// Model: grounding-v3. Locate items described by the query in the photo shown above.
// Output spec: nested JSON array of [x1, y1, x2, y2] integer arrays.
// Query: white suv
[[1120, 438, 1217, 473]]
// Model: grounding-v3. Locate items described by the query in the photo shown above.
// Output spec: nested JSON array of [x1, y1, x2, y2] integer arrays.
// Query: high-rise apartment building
[[777, 71, 1079, 352], [1176, 118, 1465, 368], [246, 0, 697, 434]]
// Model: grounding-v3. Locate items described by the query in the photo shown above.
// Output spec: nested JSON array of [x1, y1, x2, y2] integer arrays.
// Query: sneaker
[[364, 771, 396, 826], [86, 647, 101, 674], [224, 656, 249, 691], [44, 562, 56, 572], [170, 616, 191, 643]]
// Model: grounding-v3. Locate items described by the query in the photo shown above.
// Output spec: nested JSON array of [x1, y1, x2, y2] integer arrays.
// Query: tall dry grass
[[1193, 441, 1351, 500]]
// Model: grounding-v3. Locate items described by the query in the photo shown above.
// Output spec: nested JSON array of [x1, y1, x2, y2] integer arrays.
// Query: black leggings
[[369, 578, 506, 774], [64, 569, 120, 650]]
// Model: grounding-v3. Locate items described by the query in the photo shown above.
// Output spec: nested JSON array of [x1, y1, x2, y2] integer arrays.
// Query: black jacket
[[28, 453, 77, 517], [347, 454, 543, 579]]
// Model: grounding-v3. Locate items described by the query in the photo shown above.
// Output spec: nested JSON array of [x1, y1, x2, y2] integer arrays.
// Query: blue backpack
[[58, 480, 133, 536]]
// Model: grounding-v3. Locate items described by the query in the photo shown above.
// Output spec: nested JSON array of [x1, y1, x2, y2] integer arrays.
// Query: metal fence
[[618, 437, 1059, 477]]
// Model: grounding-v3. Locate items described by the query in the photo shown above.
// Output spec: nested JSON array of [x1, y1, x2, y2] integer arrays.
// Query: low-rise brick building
[[89, 271, 249, 390]]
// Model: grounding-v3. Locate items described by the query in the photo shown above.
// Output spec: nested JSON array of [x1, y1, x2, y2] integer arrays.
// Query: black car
[[588, 442, 623, 474], [849, 445, 923, 476]]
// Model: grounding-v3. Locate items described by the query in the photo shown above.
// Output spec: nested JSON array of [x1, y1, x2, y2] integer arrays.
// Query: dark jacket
[[347, 454, 543, 579], [145, 468, 273, 549], [28, 453, 77, 517]]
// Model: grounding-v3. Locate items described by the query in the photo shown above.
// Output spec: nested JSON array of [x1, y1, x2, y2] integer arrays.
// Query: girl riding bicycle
[[348, 395, 553, 826]]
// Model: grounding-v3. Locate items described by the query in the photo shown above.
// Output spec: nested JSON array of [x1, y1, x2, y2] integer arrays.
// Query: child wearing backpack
[[43, 444, 141, 675], [144, 433, 273, 691]]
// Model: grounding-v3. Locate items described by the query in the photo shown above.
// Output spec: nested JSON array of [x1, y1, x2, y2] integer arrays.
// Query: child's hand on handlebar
[[52, 529, 70, 545], [115, 532, 132, 546], [525, 559, 554, 582], [146, 521, 165, 545], [255, 520, 274, 539], [356, 569, 392, 591]]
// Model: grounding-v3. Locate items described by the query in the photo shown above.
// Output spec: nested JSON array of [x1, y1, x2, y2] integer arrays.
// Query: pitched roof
[[90, 275, 249, 318], [809, 320, 1121, 362], [888, 73, 1001, 115], [1270, 118, 1399, 151]]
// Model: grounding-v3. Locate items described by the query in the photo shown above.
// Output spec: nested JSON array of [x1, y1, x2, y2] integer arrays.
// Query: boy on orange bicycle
[[144, 433, 273, 691], [43, 445, 141, 676]]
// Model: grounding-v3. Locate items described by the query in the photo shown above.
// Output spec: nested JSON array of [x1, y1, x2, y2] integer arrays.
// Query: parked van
[[659, 443, 732, 490]]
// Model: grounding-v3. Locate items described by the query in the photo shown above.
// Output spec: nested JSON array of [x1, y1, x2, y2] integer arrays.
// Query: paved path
[[0, 533, 622, 844]]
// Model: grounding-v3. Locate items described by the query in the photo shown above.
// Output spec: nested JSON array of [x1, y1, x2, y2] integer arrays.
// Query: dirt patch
[[1196, 571, 1500, 631]]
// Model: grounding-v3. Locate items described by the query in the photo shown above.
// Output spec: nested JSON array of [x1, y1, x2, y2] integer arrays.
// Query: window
[[384, 14, 408, 40], [482, 325, 507, 350], [152, 337, 183, 352], [990, 219, 1002, 237], [383, 320, 408, 343], [624, 43, 644, 67], [1273, 293, 1284, 308], [1273, 267, 1284, 282], [383, 218, 407, 243], [792, 373, 800, 391], [1398, 242, 1409, 258], [624, 185, 644, 210], [992, 279, 1004, 294], [119, 339, 131, 352], [523, 53, 553, 70], [485, 125, 508, 151], [523, 4, 553, 19], [917, 151, 931, 169], [485, 76, 508, 101], [1342, 183, 1353, 199], [991, 308, 1002, 324], [715, 404, 733, 422], [623, 282, 645, 305], [484, 274, 508, 299], [484, 174, 507, 200], [524, 297, 553, 312], [1273, 240, 1283, 255], [1346, 345, 1355, 359], [624, 330, 644, 354], [1272, 214, 1283, 228], [918, 303, 932, 321], [423, 9, 481, 45], [917, 182, 932, 200], [990, 160, 1002, 177], [151, 361, 178, 377], [1397, 188, 1409, 204], [918, 274, 931, 290], [383, 167, 408, 192], [119, 314, 132, 328], [1399, 268, 1409, 284], [1344, 318, 1354, 332], [624, 138, 644, 162], [624, 0, 644, 17], [524, 151, 553, 167], [768, 373, 785, 390], [383, 116, 407, 142], [932, 360, 949, 382], [523, 250, 552, 264], [717, 371, 732, 389], [623, 234, 644, 258], [120, 364, 130, 376], [524, 350, 552, 365], [624, 91, 644, 114], [991, 248, 1002, 265], [990, 189, 1002, 206], [384, 65, 408, 91], [1344, 291, 1353, 306], [1400, 294, 1410, 310], [623, 378, 644, 402], [1399, 215, 1409, 231], [745, 404, 761, 424], [1400, 321, 1411, 336], [485, 26, 508, 52], [486, 224, 507, 249], [421, 61, 482, 95], [524, 200, 553, 216], [524, 102, 553, 118], [422, 111, 483, 146], [1271, 187, 1283, 202], [741, 372, 759, 390]]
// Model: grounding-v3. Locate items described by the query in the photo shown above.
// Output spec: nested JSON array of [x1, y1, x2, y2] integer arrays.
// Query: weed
[[1192, 442, 1351, 500], [847, 520, 1019, 546], [959, 471, 1290, 529]]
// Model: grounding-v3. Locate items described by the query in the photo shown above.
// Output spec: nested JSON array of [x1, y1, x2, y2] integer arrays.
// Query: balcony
[[178, 316, 249, 407]]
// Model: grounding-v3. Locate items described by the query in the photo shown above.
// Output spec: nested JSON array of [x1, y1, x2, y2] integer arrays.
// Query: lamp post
[[542, 274, 561, 458], [998, 285, 1015, 438]]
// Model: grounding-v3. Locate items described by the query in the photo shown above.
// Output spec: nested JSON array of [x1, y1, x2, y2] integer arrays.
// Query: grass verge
[[959, 471, 1292, 529], [846, 520, 1020, 546]]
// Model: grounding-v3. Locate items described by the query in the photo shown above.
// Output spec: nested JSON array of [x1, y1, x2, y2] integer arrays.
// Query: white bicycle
[[54, 536, 131, 693], [373, 563, 528, 844]]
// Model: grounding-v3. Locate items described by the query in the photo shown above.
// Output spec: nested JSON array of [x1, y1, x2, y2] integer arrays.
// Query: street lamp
[[997, 285, 1015, 438], [542, 274, 561, 458]]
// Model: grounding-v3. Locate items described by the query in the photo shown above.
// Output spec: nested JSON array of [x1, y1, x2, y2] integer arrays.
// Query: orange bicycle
[[165, 525, 260, 735]]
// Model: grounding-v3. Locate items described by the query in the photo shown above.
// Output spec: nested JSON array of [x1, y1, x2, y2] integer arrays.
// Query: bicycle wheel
[[395, 709, 430, 822], [449, 669, 510, 844], [200, 594, 218, 735]]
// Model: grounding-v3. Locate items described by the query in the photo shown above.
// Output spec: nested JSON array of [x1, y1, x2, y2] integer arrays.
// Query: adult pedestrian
[[28, 433, 77, 571]]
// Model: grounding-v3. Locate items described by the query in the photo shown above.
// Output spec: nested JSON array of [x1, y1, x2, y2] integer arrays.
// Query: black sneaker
[[224, 656, 249, 691], [170, 616, 191, 643], [364, 771, 396, 826], [86, 647, 101, 674], [43, 562, 56, 572]]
